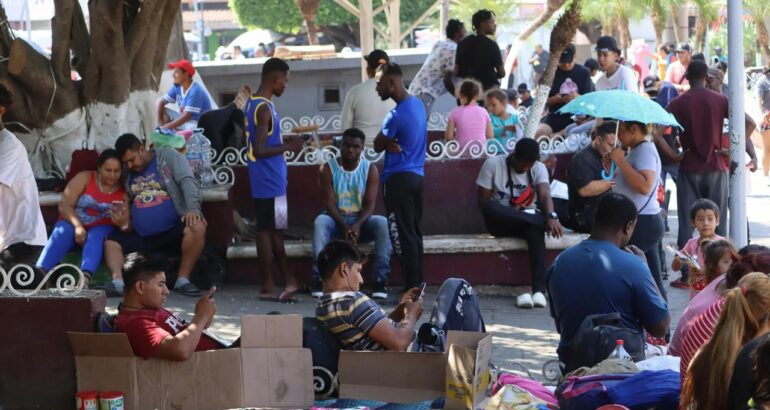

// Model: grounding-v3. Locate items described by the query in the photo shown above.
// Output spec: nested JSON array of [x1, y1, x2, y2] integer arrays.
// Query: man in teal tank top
[[311, 128, 392, 301]]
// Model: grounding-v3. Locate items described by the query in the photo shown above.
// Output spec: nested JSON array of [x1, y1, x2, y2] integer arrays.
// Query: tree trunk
[[524, 0, 582, 140], [166, 9, 190, 63], [756, 19, 770, 62], [518, 0, 566, 41], [694, 15, 707, 52], [0, 0, 182, 175], [670, 8, 682, 45], [618, 13, 632, 57], [650, 7, 664, 48], [296, 0, 321, 46]]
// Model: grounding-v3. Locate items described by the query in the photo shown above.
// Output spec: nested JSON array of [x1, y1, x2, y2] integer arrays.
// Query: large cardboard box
[[338, 331, 492, 408], [69, 315, 314, 410]]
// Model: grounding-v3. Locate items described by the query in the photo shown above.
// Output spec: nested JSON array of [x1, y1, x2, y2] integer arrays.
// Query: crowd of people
[[3, 8, 770, 409]]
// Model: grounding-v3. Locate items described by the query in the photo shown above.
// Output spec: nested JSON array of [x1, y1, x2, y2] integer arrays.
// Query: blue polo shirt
[[380, 95, 427, 183], [163, 82, 212, 122], [546, 239, 669, 363]]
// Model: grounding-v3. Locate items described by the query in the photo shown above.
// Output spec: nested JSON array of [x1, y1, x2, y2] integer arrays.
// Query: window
[[318, 83, 343, 111]]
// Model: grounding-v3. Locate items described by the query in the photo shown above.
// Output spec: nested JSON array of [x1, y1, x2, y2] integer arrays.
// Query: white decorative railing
[[208, 133, 590, 185], [0, 263, 87, 297], [278, 112, 450, 134]]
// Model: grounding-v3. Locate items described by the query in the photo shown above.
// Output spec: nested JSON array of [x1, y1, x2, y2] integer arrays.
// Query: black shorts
[[253, 195, 288, 231], [108, 222, 185, 254]]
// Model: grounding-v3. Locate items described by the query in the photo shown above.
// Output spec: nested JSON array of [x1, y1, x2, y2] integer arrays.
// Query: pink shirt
[[680, 299, 724, 386], [448, 104, 490, 148], [668, 273, 725, 356], [682, 234, 725, 270], [664, 61, 689, 86]]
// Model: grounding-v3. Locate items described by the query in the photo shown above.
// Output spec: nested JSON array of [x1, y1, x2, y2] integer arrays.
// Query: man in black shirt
[[454, 9, 505, 91], [564, 121, 616, 233], [518, 83, 533, 108], [536, 44, 594, 137]]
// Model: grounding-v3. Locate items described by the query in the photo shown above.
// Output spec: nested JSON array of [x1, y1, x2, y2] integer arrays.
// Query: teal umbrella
[[557, 89, 682, 128], [558, 90, 682, 179]]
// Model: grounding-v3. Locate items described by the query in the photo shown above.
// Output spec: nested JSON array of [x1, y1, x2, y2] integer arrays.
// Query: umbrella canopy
[[557, 89, 682, 128]]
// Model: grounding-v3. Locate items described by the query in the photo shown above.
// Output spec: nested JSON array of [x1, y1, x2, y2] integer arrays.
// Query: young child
[[445, 80, 492, 149], [671, 198, 725, 291], [688, 239, 737, 298], [485, 89, 523, 151]]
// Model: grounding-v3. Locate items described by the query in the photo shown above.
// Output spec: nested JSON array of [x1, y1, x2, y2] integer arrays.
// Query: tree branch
[[51, 0, 76, 84], [70, 0, 90, 77], [125, 0, 164, 62], [149, 0, 181, 89], [84, 0, 129, 104]]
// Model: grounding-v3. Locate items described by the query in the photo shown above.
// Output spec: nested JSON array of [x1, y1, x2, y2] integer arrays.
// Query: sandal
[[278, 290, 299, 304]]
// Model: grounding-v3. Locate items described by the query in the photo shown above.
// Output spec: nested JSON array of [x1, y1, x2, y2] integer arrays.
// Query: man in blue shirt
[[547, 193, 670, 365], [244, 58, 305, 303], [157, 59, 212, 130], [373, 63, 427, 291]]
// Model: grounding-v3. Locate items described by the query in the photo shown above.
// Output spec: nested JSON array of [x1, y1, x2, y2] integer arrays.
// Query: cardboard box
[[338, 331, 492, 408], [444, 331, 493, 410], [69, 314, 314, 410]]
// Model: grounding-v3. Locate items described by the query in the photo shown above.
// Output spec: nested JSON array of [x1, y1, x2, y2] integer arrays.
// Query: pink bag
[[493, 373, 558, 405]]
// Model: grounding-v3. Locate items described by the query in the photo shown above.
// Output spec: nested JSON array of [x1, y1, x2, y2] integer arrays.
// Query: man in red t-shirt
[[667, 60, 756, 261], [114, 252, 221, 360]]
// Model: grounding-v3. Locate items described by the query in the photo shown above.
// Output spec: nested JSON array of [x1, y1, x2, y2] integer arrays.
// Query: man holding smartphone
[[315, 241, 485, 352], [311, 128, 392, 301]]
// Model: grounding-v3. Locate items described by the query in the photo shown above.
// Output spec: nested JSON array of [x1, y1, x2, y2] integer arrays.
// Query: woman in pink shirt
[[445, 80, 492, 149]]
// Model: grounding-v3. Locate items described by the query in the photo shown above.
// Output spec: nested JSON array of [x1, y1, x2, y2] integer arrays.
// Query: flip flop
[[278, 290, 299, 304]]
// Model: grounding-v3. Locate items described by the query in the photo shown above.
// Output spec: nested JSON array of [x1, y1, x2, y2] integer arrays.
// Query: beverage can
[[75, 391, 99, 410], [99, 391, 124, 410]]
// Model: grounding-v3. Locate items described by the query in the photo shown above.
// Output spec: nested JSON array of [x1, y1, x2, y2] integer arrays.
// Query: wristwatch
[[549, 211, 558, 220]]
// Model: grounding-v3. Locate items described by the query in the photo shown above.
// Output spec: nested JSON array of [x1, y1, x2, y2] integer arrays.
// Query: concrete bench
[[37, 184, 235, 251], [225, 232, 587, 286]]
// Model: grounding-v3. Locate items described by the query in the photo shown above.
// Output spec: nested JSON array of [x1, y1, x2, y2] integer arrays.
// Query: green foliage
[[708, 21, 759, 66], [230, 0, 437, 35], [581, 0, 645, 28], [449, 0, 519, 29]]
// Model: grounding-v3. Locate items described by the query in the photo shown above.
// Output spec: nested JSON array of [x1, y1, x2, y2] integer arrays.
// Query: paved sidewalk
[[104, 159, 770, 382]]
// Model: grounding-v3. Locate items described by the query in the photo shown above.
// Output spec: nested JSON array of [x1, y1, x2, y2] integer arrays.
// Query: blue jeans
[[36, 220, 116, 275], [312, 214, 392, 284]]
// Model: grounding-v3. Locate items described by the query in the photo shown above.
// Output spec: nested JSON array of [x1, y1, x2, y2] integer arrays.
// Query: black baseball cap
[[676, 43, 692, 53], [505, 88, 519, 101], [595, 36, 620, 54], [643, 75, 660, 93], [517, 83, 529, 92], [364, 49, 389, 69], [559, 44, 576, 64]]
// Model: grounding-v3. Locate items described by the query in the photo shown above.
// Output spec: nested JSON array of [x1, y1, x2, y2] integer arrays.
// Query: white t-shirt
[[340, 78, 396, 146], [596, 64, 638, 93], [613, 140, 661, 215], [0, 129, 47, 251], [475, 155, 549, 210]]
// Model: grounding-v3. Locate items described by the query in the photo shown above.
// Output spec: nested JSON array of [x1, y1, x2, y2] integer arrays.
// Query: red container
[[99, 391, 124, 410], [75, 391, 99, 410]]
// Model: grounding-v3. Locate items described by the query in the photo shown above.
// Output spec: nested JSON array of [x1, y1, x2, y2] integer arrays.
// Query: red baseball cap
[[168, 59, 195, 77]]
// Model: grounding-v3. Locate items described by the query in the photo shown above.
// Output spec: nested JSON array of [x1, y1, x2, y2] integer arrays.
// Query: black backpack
[[564, 313, 645, 374]]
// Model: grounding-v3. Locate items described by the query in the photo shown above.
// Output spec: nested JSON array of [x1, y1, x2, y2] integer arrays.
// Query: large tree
[[0, 0, 182, 175], [230, 0, 435, 49]]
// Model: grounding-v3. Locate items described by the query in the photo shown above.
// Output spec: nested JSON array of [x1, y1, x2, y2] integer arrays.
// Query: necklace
[[96, 172, 118, 194]]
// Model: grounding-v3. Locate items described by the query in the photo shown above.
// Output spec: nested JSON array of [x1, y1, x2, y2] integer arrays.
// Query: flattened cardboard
[[241, 314, 303, 348], [445, 332, 493, 410], [339, 351, 447, 403], [242, 348, 314, 407], [69, 314, 314, 410]]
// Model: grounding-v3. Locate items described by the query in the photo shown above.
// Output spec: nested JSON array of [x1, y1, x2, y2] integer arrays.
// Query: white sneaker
[[516, 293, 534, 309], [532, 292, 547, 308]]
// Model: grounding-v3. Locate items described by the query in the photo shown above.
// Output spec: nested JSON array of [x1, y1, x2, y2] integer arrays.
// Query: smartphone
[[208, 286, 217, 298], [111, 201, 125, 213], [415, 282, 427, 301]]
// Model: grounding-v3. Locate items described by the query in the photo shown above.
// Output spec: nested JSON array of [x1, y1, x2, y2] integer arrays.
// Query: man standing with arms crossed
[[374, 63, 427, 291]]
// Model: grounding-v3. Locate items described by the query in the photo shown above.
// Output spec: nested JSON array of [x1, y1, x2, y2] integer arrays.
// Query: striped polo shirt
[[316, 291, 393, 351]]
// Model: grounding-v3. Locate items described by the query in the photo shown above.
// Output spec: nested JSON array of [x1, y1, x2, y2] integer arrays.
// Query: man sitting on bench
[[315, 240, 485, 352], [115, 252, 221, 360], [97, 133, 206, 297]]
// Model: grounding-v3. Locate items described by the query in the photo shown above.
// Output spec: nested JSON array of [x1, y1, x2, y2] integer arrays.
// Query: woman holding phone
[[36, 149, 129, 285]]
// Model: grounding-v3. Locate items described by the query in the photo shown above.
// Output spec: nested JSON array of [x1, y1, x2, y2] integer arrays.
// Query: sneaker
[[371, 283, 388, 302], [516, 293, 534, 309], [173, 282, 203, 297], [670, 278, 689, 289], [532, 292, 547, 308], [93, 281, 124, 297]]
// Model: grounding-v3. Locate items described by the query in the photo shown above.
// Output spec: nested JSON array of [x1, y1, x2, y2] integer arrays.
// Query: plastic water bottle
[[185, 128, 214, 187], [608, 339, 632, 361]]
